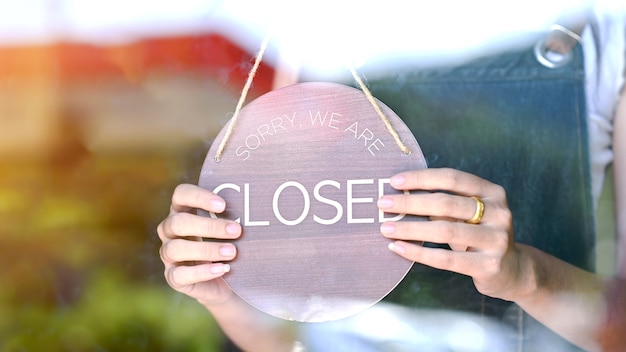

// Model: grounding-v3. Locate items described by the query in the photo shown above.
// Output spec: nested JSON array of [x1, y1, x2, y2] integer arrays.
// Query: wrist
[[197, 292, 235, 309], [507, 243, 542, 303], [196, 285, 236, 309]]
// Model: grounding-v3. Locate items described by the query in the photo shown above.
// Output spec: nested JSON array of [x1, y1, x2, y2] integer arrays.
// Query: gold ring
[[466, 196, 485, 224]]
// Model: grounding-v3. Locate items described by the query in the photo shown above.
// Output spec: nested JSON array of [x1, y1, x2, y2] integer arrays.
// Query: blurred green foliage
[[0, 149, 225, 351], [1, 269, 223, 352]]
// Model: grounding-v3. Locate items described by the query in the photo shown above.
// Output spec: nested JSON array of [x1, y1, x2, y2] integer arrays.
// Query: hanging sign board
[[199, 82, 427, 322]]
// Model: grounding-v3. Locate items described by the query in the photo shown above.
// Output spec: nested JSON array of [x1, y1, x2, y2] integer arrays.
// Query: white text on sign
[[209, 178, 406, 226], [234, 111, 386, 160]]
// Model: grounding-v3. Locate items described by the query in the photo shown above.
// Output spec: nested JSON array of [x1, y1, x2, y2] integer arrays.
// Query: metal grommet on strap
[[550, 24, 582, 43], [534, 37, 573, 69], [534, 23, 582, 69]]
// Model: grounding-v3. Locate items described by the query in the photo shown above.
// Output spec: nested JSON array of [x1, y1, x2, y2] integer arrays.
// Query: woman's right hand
[[157, 184, 242, 306]]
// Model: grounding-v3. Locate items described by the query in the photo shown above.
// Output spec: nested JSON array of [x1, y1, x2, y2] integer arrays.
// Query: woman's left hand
[[378, 167, 531, 301]]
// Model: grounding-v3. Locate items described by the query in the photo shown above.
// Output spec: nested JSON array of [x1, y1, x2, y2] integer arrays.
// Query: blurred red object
[[597, 278, 626, 352], [0, 33, 274, 94]]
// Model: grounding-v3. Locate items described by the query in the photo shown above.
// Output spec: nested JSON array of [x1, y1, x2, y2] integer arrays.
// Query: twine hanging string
[[214, 30, 272, 163], [214, 33, 411, 162], [347, 64, 411, 156]]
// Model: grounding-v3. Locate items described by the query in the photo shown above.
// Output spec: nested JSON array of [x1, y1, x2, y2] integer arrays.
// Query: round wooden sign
[[199, 82, 427, 322]]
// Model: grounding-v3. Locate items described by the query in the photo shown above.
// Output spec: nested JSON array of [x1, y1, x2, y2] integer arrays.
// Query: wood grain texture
[[199, 82, 427, 322]]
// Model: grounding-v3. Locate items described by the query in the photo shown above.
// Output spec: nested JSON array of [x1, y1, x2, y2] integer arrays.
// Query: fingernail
[[226, 223, 241, 236], [210, 263, 231, 275], [390, 175, 406, 187], [219, 245, 236, 258], [377, 196, 393, 209], [211, 198, 226, 212], [388, 242, 406, 254], [380, 223, 396, 235]]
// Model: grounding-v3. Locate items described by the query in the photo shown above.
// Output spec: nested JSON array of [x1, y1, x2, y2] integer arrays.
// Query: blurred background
[[0, 0, 617, 351], [0, 1, 276, 350]]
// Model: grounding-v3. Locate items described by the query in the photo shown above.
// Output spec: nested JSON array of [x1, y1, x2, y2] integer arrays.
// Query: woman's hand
[[157, 184, 242, 306], [378, 168, 533, 302]]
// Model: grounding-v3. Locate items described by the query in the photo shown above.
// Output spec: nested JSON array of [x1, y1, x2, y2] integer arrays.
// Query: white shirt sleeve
[[584, 2, 626, 207]]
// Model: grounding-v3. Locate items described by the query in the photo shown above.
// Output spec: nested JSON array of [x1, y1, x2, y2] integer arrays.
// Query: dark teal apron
[[365, 44, 593, 352]]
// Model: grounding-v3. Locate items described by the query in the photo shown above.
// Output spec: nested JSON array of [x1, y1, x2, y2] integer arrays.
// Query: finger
[[165, 263, 231, 288], [158, 212, 241, 241], [380, 220, 505, 249], [378, 192, 484, 223], [387, 240, 479, 277], [170, 184, 226, 214], [389, 168, 505, 199], [160, 238, 237, 264]]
